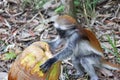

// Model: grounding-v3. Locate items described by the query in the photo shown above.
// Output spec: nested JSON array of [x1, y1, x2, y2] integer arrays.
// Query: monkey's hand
[[40, 58, 57, 73]]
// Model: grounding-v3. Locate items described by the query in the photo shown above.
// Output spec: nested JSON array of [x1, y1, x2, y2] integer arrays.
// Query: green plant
[[107, 35, 120, 62], [81, 0, 98, 17], [104, 35, 120, 62], [74, 0, 80, 6], [63, 67, 69, 80], [4, 52, 17, 60], [78, 0, 99, 26], [55, 5, 64, 13], [0, 40, 7, 54], [34, 0, 48, 10], [22, 0, 33, 9], [0, 40, 6, 46], [22, 0, 48, 10]]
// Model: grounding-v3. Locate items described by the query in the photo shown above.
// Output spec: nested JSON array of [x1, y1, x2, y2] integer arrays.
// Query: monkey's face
[[55, 25, 77, 38], [55, 28, 66, 38], [54, 22, 75, 30], [53, 21, 74, 38], [53, 15, 78, 38]]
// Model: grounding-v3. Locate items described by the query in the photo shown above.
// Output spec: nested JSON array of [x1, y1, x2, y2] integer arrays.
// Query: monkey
[[40, 30, 66, 54], [40, 15, 120, 80]]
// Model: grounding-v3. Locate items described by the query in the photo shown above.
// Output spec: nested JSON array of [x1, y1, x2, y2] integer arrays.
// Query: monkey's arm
[[40, 32, 79, 73], [48, 38, 65, 52]]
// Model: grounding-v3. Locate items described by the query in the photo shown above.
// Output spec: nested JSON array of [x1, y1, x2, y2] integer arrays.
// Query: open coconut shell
[[8, 41, 61, 80]]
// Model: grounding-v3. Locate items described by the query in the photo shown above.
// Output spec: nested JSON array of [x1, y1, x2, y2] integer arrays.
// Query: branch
[[61, 0, 76, 18]]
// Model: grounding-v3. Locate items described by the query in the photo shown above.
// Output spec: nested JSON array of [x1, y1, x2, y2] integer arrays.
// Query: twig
[[4, 19, 12, 29], [114, 4, 120, 17], [12, 11, 24, 17], [39, 11, 49, 27], [27, 13, 39, 23], [4, 10, 24, 17], [39, 11, 45, 21], [4, 9, 11, 17]]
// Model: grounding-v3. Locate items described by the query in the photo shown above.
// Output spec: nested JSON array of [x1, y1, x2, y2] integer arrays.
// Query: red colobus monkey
[[40, 15, 120, 80]]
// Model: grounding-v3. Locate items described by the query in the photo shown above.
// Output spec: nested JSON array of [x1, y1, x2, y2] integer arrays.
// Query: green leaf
[[55, 5, 64, 13], [4, 52, 16, 60], [74, 0, 80, 6], [106, 35, 120, 62], [46, 61, 61, 80]]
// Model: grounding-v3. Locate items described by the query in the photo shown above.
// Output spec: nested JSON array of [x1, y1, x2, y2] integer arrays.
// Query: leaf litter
[[0, 0, 120, 80]]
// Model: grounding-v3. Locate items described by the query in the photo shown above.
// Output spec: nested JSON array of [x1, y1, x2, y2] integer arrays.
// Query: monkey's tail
[[101, 58, 120, 70]]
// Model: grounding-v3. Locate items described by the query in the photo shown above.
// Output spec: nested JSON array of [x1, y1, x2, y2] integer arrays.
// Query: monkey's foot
[[90, 76, 99, 80], [70, 72, 84, 79], [40, 58, 57, 73]]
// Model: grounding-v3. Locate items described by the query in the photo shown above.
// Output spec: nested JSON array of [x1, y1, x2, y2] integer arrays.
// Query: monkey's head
[[54, 15, 77, 30], [53, 15, 78, 38]]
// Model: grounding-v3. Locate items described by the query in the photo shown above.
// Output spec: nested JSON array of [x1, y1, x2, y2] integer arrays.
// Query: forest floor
[[0, 0, 120, 80]]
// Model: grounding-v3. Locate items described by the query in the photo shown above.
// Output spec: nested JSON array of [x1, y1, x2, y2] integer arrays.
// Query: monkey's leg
[[80, 58, 99, 80], [71, 56, 84, 78]]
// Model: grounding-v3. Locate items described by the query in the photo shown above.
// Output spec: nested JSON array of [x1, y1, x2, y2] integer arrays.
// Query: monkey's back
[[76, 26, 103, 53]]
